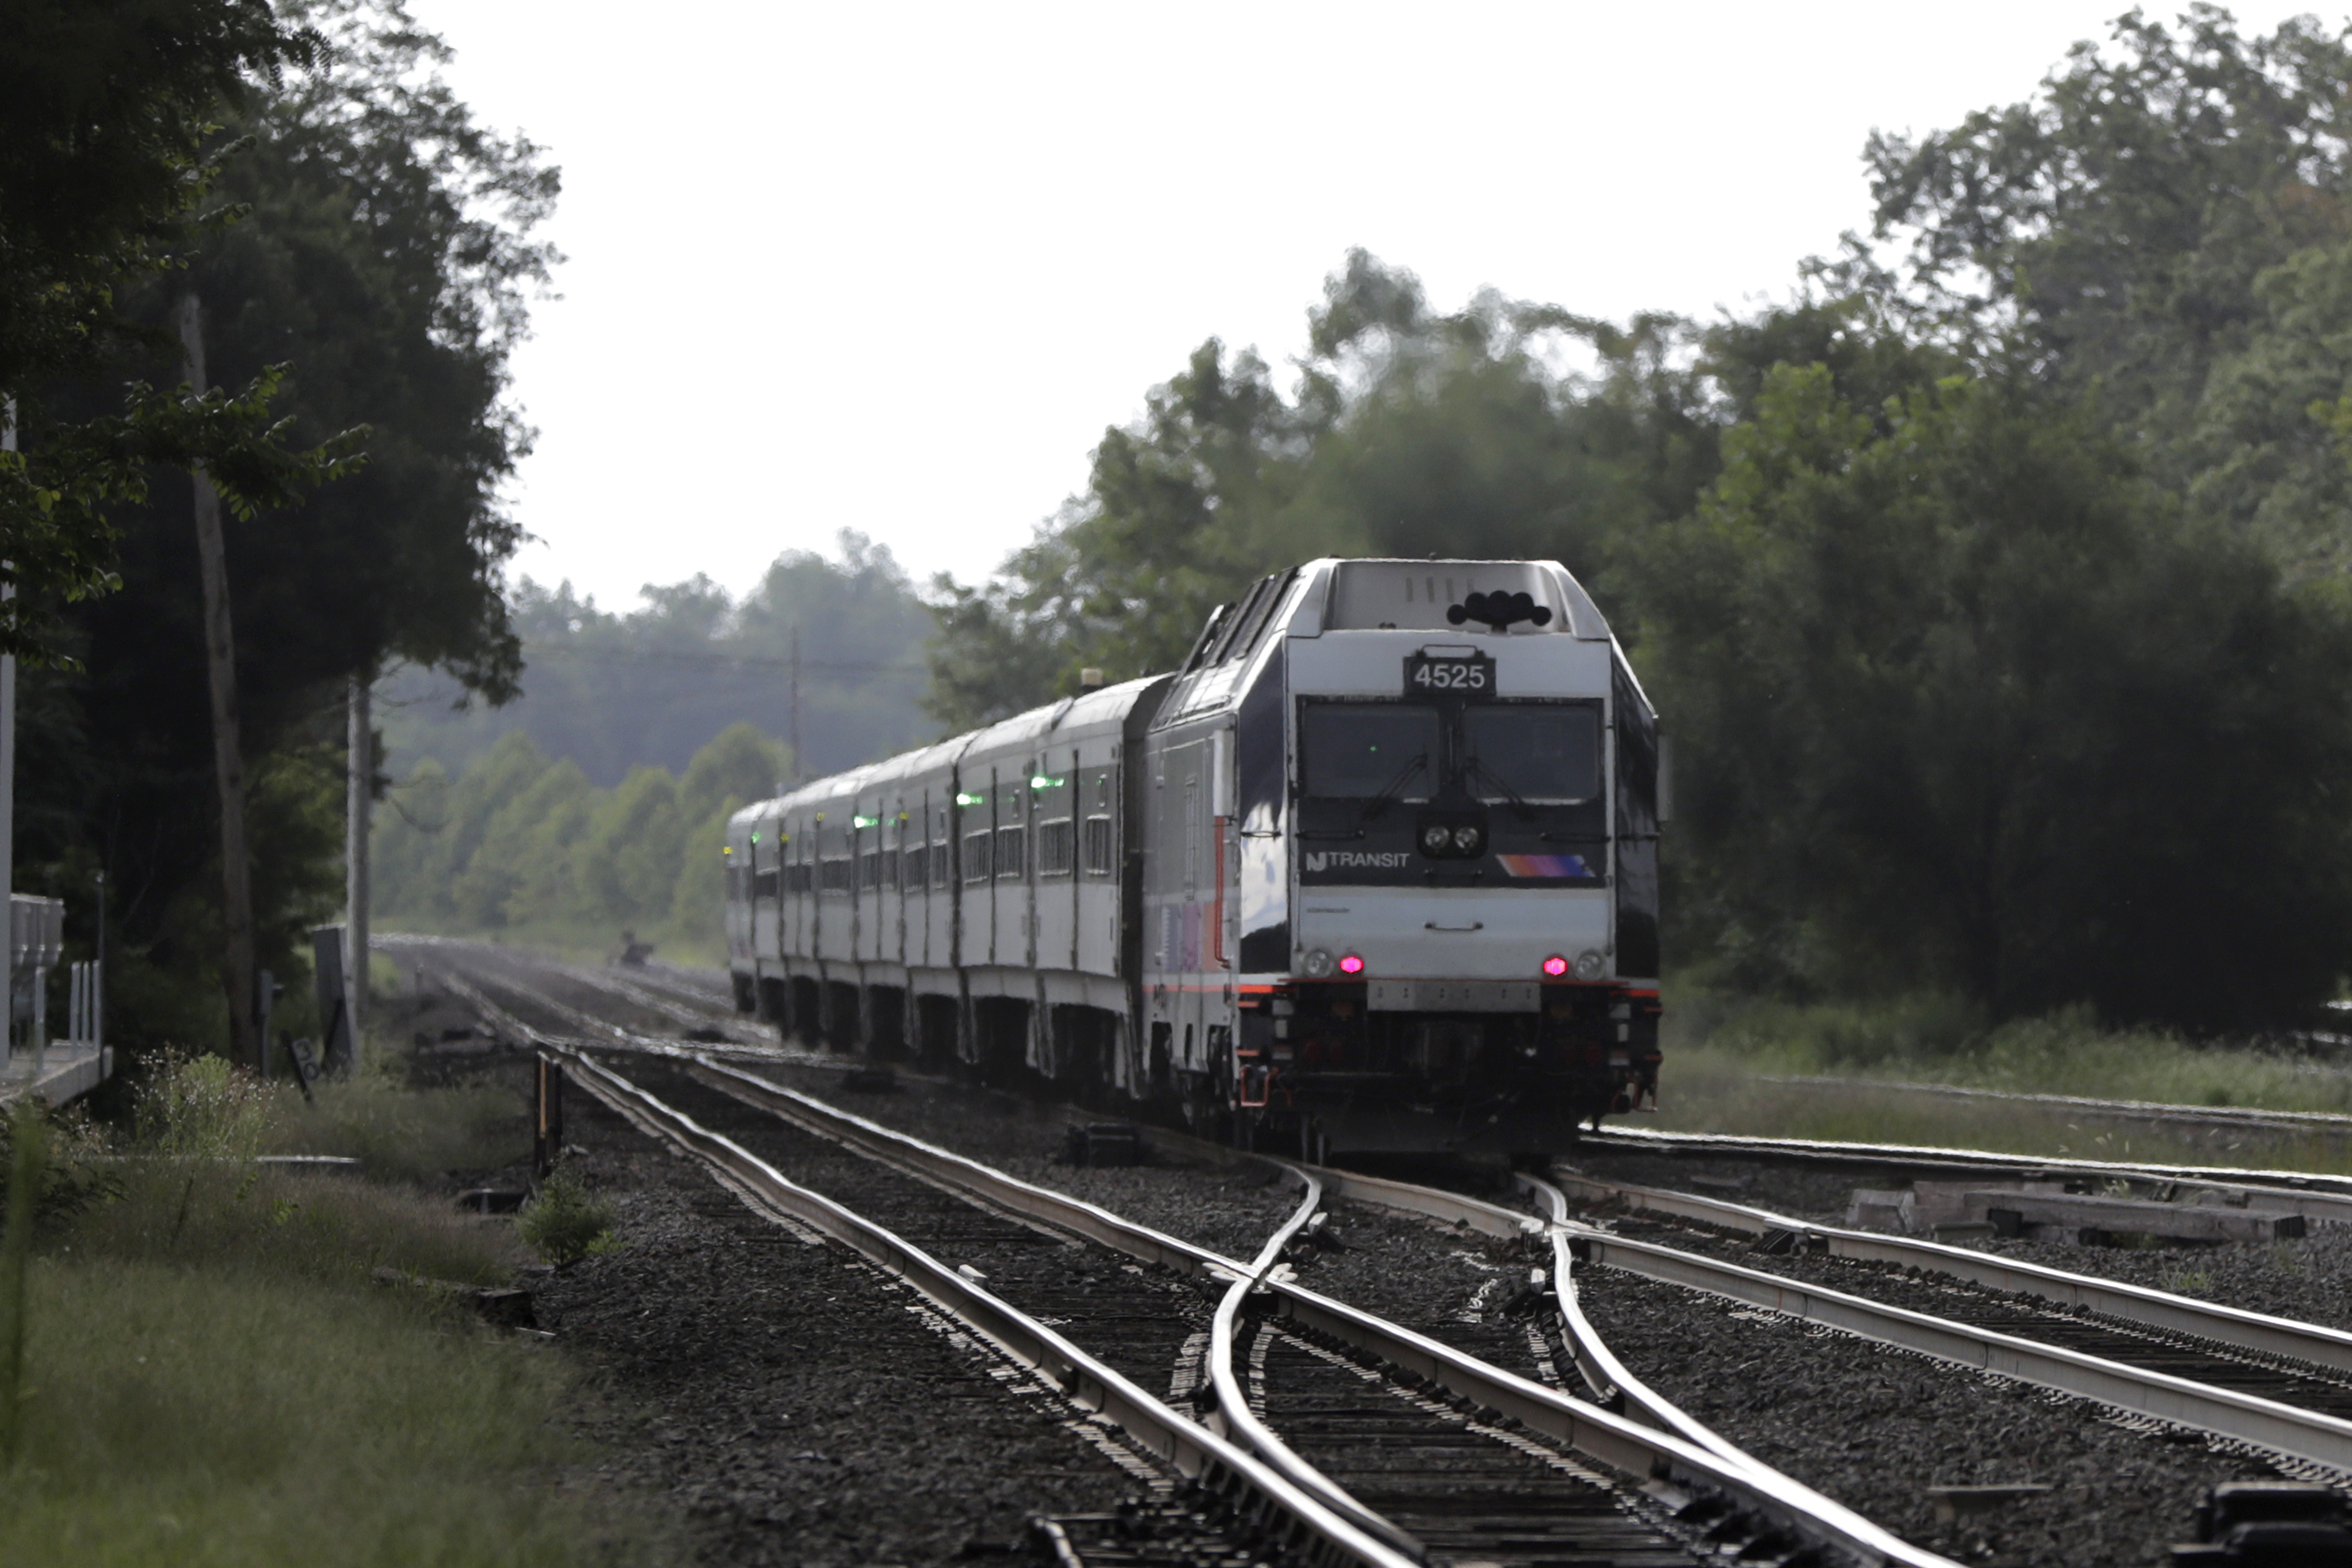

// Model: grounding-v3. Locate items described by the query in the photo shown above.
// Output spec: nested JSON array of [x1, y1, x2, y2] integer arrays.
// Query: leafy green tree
[[13, 0, 556, 1046], [924, 252, 1721, 729], [0, 0, 340, 662], [452, 757, 591, 928], [681, 723, 786, 825], [578, 768, 684, 924], [366, 755, 446, 916], [1860, 6, 2352, 570], [499, 764, 598, 929], [670, 800, 740, 946], [1630, 362, 2352, 1028], [405, 731, 549, 921], [384, 532, 920, 784]]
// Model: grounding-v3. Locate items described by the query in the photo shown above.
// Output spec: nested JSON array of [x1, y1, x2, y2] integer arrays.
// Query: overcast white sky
[[401, 1, 2328, 612]]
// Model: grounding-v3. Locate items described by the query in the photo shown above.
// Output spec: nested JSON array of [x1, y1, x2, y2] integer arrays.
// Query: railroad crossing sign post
[[534, 1054, 564, 1178]]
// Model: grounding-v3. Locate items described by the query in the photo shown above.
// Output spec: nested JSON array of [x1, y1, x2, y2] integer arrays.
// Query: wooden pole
[[178, 294, 259, 1072], [347, 672, 370, 1065], [2, 400, 15, 941]]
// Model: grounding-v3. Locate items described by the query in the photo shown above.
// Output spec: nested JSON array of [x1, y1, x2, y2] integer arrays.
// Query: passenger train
[[723, 557, 1665, 1160]]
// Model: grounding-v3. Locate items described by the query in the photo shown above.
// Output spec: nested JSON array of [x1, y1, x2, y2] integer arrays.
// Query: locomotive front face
[[1223, 560, 1663, 1160]]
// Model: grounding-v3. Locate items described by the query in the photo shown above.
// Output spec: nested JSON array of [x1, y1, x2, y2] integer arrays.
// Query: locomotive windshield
[[1300, 704, 1439, 800], [1463, 705, 1600, 804]]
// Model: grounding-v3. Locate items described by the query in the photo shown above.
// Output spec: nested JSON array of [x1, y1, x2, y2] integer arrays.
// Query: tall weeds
[[0, 1103, 48, 1465]]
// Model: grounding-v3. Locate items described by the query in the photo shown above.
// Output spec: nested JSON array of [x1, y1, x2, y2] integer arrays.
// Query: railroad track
[[1582, 1125, 2352, 1214], [428, 952, 1949, 1568], [1535, 1167, 2352, 1465], [416, 942, 2352, 1555]]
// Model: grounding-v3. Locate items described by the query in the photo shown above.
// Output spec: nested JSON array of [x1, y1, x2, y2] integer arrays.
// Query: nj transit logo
[[1305, 851, 1411, 872]]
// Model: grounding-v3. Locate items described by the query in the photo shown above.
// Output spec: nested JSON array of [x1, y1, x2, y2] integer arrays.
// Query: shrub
[[517, 1163, 613, 1266]]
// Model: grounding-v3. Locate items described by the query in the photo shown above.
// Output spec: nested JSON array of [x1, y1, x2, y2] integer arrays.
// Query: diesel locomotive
[[723, 557, 1664, 1160]]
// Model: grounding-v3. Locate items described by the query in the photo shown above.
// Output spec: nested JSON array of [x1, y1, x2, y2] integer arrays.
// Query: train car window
[[1082, 815, 1115, 877], [1037, 818, 1074, 877], [1300, 704, 1440, 800], [995, 824, 1026, 879], [1462, 704, 1601, 803], [931, 840, 951, 889], [859, 848, 880, 889], [819, 857, 853, 894], [962, 830, 992, 884]]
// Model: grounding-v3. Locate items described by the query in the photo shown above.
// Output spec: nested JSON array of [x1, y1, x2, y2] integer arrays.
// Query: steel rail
[[669, 1055, 1955, 1568], [1584, 1125, 2352, 1210], [428, 964, 834, 1076], [1245, 1153, 2352, 1486], [1554, 1214, 2352, 1475], [543, 1044, 1418, 1568], [1203, 1171, 1424, 1555], [1755, 1073, 2352, 1133], [1513, 1177, 1788, 1463], [546, 959, 764, 1045], [1544, 1167, 2352, 1378], [437, 959, 1944, 1566]]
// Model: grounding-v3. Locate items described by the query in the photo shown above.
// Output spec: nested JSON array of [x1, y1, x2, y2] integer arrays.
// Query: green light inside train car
[[955, 793, 985, 807], [1029, 775, 1065, 789], [852, 815, 877, 829]]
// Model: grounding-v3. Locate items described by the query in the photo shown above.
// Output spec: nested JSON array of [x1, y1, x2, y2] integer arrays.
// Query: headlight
[[1301, 948, 1335, 978], [1573, 949, 1607, 982], [1421, 825, 1450, 853], [1452, 825, 1483, 852]]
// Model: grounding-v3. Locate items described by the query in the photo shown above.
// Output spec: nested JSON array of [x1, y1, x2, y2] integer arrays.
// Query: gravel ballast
[[532, 1091, 1147, 1566], [1569, 1147, 2352, 1333], [1576, 1261, 2288, 1568]]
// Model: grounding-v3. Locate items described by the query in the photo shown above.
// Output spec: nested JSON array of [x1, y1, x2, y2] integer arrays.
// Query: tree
[[383, 533, 923, 786], [370, 721, 786, 946], [1628, 362, 2352, 1028], [923, 252, 1720, 729], [1861, 6, 2352, 566], [13, 0, 557, 1048], [0, 0, 351, 661], [680, 722, 786, 826]]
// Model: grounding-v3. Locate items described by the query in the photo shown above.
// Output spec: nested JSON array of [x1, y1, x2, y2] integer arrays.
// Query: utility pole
[[789, 626, 802, 782], [1, 397, 16, 924], [180, 294, 259, 1071], [346, 671, 370, 1065]]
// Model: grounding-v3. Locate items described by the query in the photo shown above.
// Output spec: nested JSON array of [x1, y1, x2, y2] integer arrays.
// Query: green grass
[[1671, 989, 2352, 1110], [0, 1256, 625, 1566], [261, 1073, 528, 1185], [1650, 988, 2352, 1174], [0, 1056, 668, 1566]]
